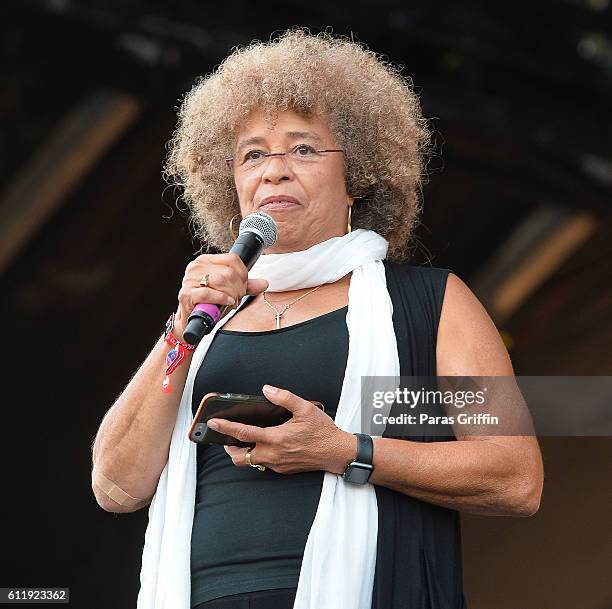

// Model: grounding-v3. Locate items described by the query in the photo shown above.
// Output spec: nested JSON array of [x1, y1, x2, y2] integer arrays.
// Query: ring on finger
[[199, 273, 210, 288], [245, 446, 265, 471]]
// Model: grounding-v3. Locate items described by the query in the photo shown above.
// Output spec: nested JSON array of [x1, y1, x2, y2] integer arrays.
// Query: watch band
[[354, 432, 373, 465], [342, 433, 374, 484]]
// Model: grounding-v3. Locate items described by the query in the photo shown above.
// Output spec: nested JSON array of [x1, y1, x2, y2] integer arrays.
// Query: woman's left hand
[[206, 385, 356, 475]]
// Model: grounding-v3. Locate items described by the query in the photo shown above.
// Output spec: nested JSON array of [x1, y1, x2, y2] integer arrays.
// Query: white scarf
[[137, 228, 400, 609]]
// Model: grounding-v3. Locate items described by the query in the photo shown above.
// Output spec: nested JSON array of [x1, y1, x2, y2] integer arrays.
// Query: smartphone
[[188, 392, 325, 447]]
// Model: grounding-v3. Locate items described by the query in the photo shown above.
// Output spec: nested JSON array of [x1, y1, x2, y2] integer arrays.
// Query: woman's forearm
[[366, 435, 543, 517], [91, 332, 193, 512]]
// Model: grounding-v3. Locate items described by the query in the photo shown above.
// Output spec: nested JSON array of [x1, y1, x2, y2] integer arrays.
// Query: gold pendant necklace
[[262, 285, 323, 329]]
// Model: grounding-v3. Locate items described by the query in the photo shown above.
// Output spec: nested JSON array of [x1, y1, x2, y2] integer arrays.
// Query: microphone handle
[[182, 233, 264, 345], [228, 233, 264, 273]]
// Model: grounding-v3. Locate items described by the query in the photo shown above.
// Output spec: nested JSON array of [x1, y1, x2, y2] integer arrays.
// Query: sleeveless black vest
[[371, 261, 467, 609]]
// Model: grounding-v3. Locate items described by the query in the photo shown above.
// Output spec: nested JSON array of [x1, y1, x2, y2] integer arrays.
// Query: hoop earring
[[229, 213, 241, 240], [347, 206, 352, 234]]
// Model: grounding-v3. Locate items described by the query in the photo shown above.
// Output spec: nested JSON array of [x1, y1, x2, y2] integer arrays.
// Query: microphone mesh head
[[239, 211, 277, 248]]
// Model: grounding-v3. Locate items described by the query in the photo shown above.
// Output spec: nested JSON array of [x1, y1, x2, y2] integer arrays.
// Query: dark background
[[1, 1, 611, 608]]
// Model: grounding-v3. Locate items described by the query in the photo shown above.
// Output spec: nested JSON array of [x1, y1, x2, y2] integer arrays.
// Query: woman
[[91, 30, 544, 609]]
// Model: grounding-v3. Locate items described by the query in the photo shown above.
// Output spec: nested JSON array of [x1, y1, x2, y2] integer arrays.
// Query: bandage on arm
[[92, 469, 147, 509]]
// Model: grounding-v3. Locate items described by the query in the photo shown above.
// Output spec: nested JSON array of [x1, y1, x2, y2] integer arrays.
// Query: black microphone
[[182, 211, 277, 345]]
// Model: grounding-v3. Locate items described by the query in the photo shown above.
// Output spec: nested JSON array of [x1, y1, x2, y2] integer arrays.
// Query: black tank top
[[190, 304, 349, 607]]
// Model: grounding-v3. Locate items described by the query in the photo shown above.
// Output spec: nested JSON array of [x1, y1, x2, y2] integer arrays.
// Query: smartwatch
[[342, 433, 374, 485]]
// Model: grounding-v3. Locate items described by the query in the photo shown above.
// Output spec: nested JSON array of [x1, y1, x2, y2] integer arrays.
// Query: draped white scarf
[[137, 228, 400, 609]]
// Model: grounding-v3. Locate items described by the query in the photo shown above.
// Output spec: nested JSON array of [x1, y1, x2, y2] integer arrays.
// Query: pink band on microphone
[[192, 303, 222, 323]]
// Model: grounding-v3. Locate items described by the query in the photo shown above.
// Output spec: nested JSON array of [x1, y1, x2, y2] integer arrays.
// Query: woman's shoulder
[[383, 262, 487, 325], [382, 261, 513, 375]]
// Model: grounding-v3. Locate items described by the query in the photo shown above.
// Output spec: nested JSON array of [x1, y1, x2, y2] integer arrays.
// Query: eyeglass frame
[[225, 147, 345, 170]]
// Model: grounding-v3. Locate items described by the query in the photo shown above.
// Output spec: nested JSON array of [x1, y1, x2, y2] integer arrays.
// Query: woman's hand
[[173, 252, 269, 340], [207, 385, 357, 475]]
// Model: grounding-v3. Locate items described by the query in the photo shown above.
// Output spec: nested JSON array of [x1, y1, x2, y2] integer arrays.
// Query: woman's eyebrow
[[235, 136, 266, 152], [286, 131, 324, 144], [235, 131, 324, 152]]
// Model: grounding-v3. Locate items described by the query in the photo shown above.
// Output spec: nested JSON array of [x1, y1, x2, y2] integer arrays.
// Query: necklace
[[262, 285, 323, 329]]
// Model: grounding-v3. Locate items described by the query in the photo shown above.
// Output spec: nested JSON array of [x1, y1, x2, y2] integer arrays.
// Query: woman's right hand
[[173, 253, 269, 340]]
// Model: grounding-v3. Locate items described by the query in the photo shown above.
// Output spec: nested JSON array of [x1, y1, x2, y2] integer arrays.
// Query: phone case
[[188, 392, 324, 447]]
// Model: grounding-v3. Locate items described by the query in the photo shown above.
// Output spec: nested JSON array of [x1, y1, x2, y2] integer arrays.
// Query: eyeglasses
[[226, 144, 344, 172]]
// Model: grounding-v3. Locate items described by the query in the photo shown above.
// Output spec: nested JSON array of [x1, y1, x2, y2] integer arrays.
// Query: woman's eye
[[294, 144, 316, 155], [244, 150, 264, 162]]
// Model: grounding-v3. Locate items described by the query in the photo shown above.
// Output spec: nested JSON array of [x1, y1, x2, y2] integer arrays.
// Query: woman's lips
[[259, 201, 300, 210]]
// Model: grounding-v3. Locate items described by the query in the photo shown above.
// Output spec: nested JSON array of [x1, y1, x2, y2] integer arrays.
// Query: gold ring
[[199, 273, 210, 287], [245, 447, 265, 471]]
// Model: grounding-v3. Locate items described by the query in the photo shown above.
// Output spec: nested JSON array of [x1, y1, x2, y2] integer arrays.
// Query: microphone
[[182, 211, 277, 345]]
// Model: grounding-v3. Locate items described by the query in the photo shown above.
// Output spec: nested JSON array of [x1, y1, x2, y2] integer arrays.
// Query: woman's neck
[[263, 272, 351, 301]]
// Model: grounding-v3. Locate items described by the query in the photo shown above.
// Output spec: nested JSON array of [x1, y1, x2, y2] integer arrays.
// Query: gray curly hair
[[165, 28, 432, 261]]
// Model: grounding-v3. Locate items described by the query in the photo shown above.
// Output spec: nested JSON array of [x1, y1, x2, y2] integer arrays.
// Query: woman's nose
[[260, 154, 293, 183]]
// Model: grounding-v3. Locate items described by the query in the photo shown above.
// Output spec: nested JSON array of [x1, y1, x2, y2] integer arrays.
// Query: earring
[[347, 206, 352, 234], [229, 213, 242, 240]]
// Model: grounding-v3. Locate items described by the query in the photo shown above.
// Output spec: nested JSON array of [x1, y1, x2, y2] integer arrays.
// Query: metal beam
[[0, 91, 140, 275]]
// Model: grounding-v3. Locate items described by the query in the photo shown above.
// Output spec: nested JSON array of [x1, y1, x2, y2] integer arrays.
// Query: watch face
[[343, 463, 373, 485]]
